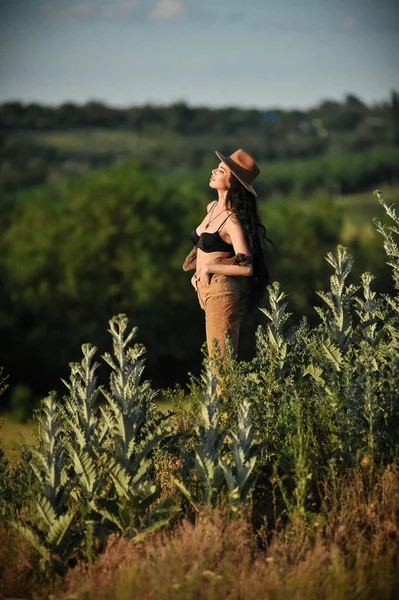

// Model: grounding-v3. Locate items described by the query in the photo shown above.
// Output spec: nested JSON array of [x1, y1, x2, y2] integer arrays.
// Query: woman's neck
[[216, 191, 228, 210]]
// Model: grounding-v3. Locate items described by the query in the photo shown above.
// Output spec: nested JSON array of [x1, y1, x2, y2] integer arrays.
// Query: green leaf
[[322, 339, 343, 371], [47, 512, 75, 546], [36, 496, 57, 527], [172, 478, 199, 512], [12, 522, 49, 558]]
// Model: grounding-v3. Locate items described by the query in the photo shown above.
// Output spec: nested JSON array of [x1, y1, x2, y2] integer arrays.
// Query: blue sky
[[0, 0, 398, 109]]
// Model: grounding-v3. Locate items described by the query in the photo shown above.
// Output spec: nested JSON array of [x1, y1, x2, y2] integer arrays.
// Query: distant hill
[[0, 92, 398, 193]]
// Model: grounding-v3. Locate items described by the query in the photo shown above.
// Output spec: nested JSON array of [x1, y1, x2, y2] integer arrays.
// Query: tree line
[[0, 92, 398, 193], [1, 93, 398, 141]]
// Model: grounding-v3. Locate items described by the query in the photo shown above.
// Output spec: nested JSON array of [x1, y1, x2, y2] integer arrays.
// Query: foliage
[[0, 366, 8, 396], [0, 369, 38, 521], [1, 190, 399, 586], [2, 145, 399, 400], [0, 162, 205, 398], [218, 398, 262, 512], [218, 192, 399, 517], [6, 318, 264, 575], [12, 316, 180, 574], [0, 443, 37, 522], [173, 363, 260, 513], [12, 393, 83, 573]]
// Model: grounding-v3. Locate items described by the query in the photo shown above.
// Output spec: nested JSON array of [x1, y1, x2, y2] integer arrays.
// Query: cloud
[[150, 0, 185, 20], [41, 2, 94, 21], [340, 15, 358, 31], [101, 1, 140, 18], [41, 1, 140, 22]]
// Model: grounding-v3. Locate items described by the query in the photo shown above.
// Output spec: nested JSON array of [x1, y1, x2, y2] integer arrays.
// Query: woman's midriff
[[196, 248, 233, 271]]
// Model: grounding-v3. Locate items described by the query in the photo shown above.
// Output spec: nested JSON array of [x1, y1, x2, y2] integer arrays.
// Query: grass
[[1, 466, 398, 599], [335, 185, 399, 223], [335, 187, 398, 285], [0, 406, 175, 466], [15, 129, 175, 155], [0, 416, 37, 466]]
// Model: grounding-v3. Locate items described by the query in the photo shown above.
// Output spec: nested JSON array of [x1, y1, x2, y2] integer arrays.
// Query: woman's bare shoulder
[[206, 200, 217, 212], [226, 212, 242, 229]]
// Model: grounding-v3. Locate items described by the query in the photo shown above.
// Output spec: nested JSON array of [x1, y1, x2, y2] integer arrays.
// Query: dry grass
[[60, 484, 398, 600], [0, 524, 42, 598], [2, 466, 395, 600]]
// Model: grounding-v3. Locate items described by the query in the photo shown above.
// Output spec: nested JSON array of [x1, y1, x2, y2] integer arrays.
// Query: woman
[[183, 148, 271, 359]]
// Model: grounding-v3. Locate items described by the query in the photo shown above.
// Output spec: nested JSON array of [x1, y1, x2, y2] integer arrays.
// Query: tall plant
[[174, 363, 260, 512], [13, 394, 81, 573], [94, 315, 179, 534], [14, 315, 181, 573]]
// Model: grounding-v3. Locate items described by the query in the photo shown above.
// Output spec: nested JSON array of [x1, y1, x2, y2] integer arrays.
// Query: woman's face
[[209, 162, 231, 191]]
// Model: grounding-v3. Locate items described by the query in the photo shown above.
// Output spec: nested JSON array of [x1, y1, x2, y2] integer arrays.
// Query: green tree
[[0, 162, 206, 402]]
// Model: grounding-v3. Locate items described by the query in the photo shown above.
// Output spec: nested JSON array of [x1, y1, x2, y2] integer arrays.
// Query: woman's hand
[[195, 265, 211, 285], [191, 274, 198, 290]]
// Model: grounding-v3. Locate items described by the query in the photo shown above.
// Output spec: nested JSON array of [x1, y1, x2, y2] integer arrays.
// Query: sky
[[0, 0, 398, 110]]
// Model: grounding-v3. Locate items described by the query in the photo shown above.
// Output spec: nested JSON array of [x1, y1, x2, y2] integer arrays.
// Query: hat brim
[[215, 151, 257, 197]]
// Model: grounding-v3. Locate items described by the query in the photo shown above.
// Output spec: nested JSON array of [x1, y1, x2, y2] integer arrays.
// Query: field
[[2, 479, 399, 600], [1, 155, 399, 598], [1, 417, 37, 465], [1, 256, 399, 599]]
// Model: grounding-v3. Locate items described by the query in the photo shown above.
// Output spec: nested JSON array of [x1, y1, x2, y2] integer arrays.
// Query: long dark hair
[[226, 175, 275, 311]]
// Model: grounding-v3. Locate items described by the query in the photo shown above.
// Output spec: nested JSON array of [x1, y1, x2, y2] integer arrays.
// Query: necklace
[[205, 203, 227, 229]]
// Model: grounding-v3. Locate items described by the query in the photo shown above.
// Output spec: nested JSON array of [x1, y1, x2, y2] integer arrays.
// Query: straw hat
[[215, 148, 260, 197]]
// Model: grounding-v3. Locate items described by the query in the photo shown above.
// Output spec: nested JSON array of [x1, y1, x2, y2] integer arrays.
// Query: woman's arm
[[195, 216, 253, 283], [195, 258, 252, 284], [203, 262, 253, 277]]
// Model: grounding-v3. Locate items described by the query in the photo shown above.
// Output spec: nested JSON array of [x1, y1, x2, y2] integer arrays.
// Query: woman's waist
[[196, 249, 234, 269], [197, 272, 249, 294]]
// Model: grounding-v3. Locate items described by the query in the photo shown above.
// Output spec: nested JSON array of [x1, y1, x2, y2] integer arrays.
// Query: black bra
[[191, 214, 234, 253]]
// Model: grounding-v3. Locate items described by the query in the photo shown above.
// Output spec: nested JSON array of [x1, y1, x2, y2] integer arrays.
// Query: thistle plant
[[62, 344, 107, 500], [315, 245, 359, 352], [13, 316, 181, 572], [259, 281, 291, 375], [373, 190, 399, 323], [100, 315, 159, 463], [370, 191, 399, 456], [354, 272, 382, 345], [174, 363, 226, 510], [13, 393, 81, 573], [374, 190, 399, 292], [0, 366, 8, 396], [308, 249, 384, 466], [242, 282, 293, 448], [174, 363, 261, 513], [62, 343, 104, 454], [219, 398, 261, 512], [93, 315, 178, 535], [30, 393, 69, 511]]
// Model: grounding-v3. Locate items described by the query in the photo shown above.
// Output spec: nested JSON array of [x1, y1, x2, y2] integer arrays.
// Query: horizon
[[1, 90, 397, 113]]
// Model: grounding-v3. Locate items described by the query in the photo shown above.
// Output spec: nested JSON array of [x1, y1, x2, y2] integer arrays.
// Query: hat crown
[[229, 149, 260, 180]]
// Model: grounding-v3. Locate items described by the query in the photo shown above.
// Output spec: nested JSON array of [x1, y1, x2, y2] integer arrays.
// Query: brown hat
[[215, 148, 260, 197]]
